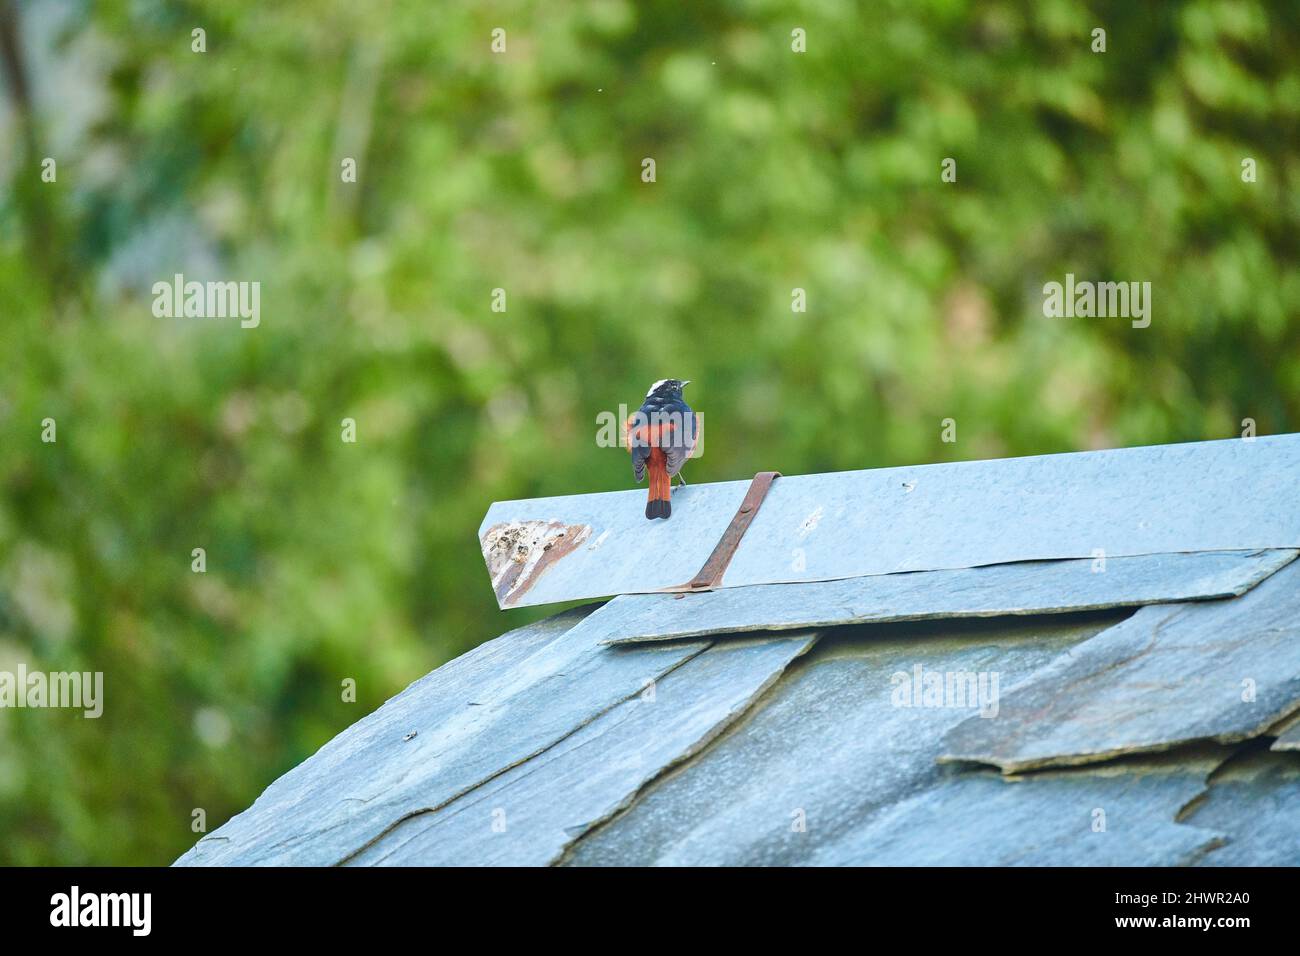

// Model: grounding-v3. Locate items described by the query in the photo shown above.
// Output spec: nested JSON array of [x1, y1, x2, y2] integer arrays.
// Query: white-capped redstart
[[625, 379, 699, 520]]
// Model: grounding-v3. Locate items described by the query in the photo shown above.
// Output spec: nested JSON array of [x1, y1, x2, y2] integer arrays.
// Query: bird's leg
[[676, 469, 687, 487]]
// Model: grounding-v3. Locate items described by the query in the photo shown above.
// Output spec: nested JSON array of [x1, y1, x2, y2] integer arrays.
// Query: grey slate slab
[[1268, 712, 1300, 749], [565, 613, 1127, 866], [810, 751, 1226, 866], [1272, 722, 1300, 752], [480, 434, 1300, 608], [1186, 747, 1300, 865], [941, 559, 1300, 773], [578, 550, 1297, 645], [345, 633, 817, 866], [175, 606, 710, 866]]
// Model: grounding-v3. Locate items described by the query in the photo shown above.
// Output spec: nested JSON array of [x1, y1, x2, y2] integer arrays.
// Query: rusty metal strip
[[673, 472, 781, 592]]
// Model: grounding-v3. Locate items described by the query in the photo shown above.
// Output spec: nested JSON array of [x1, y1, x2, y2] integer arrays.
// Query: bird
[[625, 378, 699, 520]]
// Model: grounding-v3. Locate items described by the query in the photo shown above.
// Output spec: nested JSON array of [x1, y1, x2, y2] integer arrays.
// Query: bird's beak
[[682, 380, 691, 387]]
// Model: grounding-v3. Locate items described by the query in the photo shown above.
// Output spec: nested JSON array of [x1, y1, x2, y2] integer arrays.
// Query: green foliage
[[0, 0, 1296, 863]]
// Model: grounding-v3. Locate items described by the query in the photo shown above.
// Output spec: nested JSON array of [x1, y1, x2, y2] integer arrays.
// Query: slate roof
[[176, 435, 1300, 866]]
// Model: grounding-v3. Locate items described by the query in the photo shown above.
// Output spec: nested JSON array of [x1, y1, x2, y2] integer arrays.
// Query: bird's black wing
[[664, 409, 698, 477], [626, 411, 650, 482]]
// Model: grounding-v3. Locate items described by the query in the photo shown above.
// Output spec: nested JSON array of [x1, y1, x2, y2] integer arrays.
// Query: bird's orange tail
[[646, 451, 671, 519]]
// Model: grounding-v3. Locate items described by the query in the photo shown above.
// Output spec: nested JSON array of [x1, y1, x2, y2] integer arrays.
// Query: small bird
[[625, 378, 699, 519]]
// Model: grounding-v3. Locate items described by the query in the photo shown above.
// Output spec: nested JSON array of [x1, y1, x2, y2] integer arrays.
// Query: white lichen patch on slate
[[480, 519, 592, 606]]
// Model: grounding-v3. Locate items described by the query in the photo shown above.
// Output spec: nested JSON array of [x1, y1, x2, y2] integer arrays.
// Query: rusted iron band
[[679, 471, 782, 592]]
